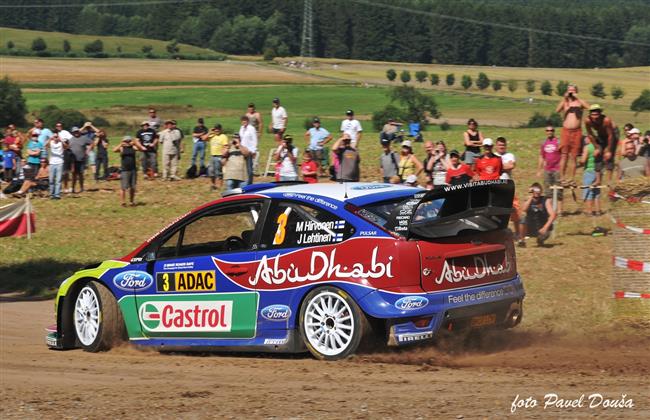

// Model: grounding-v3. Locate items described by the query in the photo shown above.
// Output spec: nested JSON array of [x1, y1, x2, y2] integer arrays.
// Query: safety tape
[[613, 291, 650, 299], [608, 191, 650, 204], [613, 256, 650, 272], [610, 216, 650, 234]]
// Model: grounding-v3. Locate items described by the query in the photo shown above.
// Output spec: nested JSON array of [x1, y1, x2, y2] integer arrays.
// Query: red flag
[[0, 199, 36, 237]]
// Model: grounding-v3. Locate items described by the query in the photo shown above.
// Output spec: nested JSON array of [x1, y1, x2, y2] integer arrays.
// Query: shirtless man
[[245, 103, 263, 141], [555, 84, 588, 186], [585, 104, 617, 185]]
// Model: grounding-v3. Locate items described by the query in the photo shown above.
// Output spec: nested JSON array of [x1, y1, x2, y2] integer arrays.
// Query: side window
[[261, 201, 354, 249], [156, 203, 262, 258]]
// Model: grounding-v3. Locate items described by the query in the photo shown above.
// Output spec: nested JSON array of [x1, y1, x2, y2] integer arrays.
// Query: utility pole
[[300, 0, 313, 58]]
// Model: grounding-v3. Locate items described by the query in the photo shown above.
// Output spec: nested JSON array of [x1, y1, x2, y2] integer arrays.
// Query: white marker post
[[25, 193, 32, 240]]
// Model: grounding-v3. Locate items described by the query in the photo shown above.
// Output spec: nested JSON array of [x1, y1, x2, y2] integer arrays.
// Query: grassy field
[[0, 27, 217, 56]]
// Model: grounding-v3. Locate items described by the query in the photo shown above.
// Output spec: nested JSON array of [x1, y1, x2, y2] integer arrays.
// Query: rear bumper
[[45, 325, 64, 350], [358, 275, 525, 346]]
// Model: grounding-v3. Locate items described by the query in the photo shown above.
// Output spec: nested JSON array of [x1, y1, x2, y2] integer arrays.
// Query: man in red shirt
[[445, 149, 474, 185], [474, 138, 502, 180]]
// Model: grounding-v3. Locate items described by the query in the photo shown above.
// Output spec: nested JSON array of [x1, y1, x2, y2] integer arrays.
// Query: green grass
[[0, 27, 218, 55]]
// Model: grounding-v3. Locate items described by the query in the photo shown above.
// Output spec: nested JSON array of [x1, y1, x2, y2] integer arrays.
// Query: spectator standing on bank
[[379, 138, 399, 183], [537, 126, 563, 215], [462, 119, 484, 170], [147, 108, 162, 131], [270, 98, 288, 145], [69, 126, 93, 193], [580, 136, 601, 215], [93, 130, 109, 181], [495, 136, 520, 230], [246, 103, 263, 141], [445, 149, 474, 185], [136, 121, 158, 179], [305, 117, 332, 176], [555, 84, 589, 186], [397, 140, 423, 182], [618, 142, 649, 180], [158, 120, 183, 181], [474, 138, 502, 181], [79, 122, 98, 178], [203, 124, 228, 191], [54, 122, 72, 143], [13, 133, 41, 197], [332, 134, 360, 182], [222, 134, 250, 190], [340, 110, 363, 148], [239, 115, 258, 185], [33, 118, 53, 160], [301, 150, 318, 184], [585, 104, 617, 185], [423, 141, 449, 188], [114, 136, 146, 207], [3, 142, 16, 182], [191, 118, 208, 174], [619, 127, 642, 156], [45, 133, 66, 199], [519, 182, 556, 247], [274, 134, 299, 182]]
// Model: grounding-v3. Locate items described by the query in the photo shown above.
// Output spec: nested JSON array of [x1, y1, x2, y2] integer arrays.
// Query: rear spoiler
[[386, 180, 515, 239]]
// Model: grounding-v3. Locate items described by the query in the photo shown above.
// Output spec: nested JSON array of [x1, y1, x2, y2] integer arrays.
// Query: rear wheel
[[299, 286, 365, 360], [74, 281, 125, 352]]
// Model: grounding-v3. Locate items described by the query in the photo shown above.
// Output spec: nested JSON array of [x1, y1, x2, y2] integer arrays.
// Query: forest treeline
[[2, 0, 650, 67]]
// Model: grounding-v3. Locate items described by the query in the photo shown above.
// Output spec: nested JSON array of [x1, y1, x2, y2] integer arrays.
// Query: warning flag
[[0, 199, 35, 237]]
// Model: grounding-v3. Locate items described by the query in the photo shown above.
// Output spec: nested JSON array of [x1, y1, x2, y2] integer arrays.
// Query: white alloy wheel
[[301, 287, 365, 360], [74, 285, 100, 346]]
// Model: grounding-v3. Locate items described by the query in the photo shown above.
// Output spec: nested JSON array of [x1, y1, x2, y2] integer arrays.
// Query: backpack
[[186, 164, 198, 179]]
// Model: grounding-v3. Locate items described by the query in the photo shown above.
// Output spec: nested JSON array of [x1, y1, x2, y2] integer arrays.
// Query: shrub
[[415, 70, 428, 83], [461, 75, 472, 90], [476, 72, 490, 90], [540, 80, 552, 95], [91, 116, 110, 127], [555, 80, 569, 96], [525, 79, 535, 93], [400, 70, 411, 84], [6, 40, 14, 49], [63, 39, 71, 53], [31, 37, 47, 52], [142, 45, 153, 54], [507, 79, 517, 92], [630, 89, 650, 113], [263, 47, 276, 61], [38, 105, 87, 129], [388, 85, 440, 124], [386, 69, 397, 82], [611, 86, 625, 100], [0, 76, 27, 127], [492, 80, 502, 91], [430, 73, 439, 85], [591, 82, 607, 99], [524, 112, 563, 128], [166, 40, 179, 54], [445, 73, 455, 86], [371, 105, 406, 131], [439, 121, 451, 131], [84, 40, 104, 54]]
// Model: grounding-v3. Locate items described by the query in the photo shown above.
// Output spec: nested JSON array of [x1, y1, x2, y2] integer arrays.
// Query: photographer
[[93, 130, 109, 181], [274, 134, 299, 182], [518, 182, 557, 247], [423, 141, 449, 188], [114, 135, 145, 207], [555, 84, 589, 186], [45, 133, 67, 199], [332, 134, 360, 182], [222, 134, 250, 190]]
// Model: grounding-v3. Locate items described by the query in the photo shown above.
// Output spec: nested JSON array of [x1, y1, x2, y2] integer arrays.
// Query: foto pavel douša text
[[511, 393, 634, 413]]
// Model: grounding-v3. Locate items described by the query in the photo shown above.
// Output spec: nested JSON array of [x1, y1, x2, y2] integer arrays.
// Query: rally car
[[47, 180, 525, 360]]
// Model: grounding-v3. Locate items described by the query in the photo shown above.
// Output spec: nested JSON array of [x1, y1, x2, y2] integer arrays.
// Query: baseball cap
[[283, 134, 293, 142], [402, 140, 412, 148], [313, 117, 320, 123], [405, 174, 417, 184], [449, 149, 460, 157], [482, 138, 494, 146], [272, 97, 280, 103], [345, 109, 354, 116], [71, 126, 80, 132], [381, 138, 390, 146], [141, 121, 149, 126], [589, 104, 602, 112], [629, 128, 641, 134]]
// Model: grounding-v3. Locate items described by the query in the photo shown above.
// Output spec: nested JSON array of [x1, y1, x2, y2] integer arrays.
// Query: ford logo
[[261, 304, 292, 321], [112, 270, 154, 292], [395, 296, 429, 311]]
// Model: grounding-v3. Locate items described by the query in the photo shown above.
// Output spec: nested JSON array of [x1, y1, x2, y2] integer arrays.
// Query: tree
[[0, 77, 27, 127], [461, 75, 472, 90], [430, 73, 439, 86], [6, 40, 14, 49], [525, 79, 535, 93], [386, 69, 397, 82], [31, 37, 47, 52], [630, 89, 650, 113], [492, 80, 502, 91], [414, 70, 428, 83], [142, 45, 153, 54], [166, 39, 179, 54], [507, 79, 518, 93], [84, 39, 104, 54], [611, 86, 625, 100], [476, 72, 490, 90], [400, 70, 411, 84], [388, 85, 440, 125], [591, 82, 606, 99], [540, 80, 552, 95], [445, 73, 455, 86], [63, 39, 71, 53], [555, 80, 569, 96]]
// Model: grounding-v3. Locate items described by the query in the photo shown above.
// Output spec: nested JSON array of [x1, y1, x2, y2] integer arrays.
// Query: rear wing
[[385, 180, 515, 239]]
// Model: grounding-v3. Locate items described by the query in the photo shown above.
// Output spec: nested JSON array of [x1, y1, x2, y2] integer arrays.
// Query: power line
[[347, 0, 650, 48]]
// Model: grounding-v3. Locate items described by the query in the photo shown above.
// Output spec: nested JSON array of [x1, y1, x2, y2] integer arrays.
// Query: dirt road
[[1, 300, 648, 419]]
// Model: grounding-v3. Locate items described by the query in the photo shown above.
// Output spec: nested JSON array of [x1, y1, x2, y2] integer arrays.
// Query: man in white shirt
[[45, 133, 67, 199], [495, 136, 516, 180], [239, 115, 258, 185], [270, 97, 288, 145], [340, 109, 363, 148]]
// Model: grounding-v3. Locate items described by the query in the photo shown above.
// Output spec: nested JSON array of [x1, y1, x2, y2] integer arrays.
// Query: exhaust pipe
[[504, 302, 523, 328]]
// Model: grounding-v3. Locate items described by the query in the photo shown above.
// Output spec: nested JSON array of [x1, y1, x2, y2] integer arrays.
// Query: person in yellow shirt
[[202, 124, 229, 191]]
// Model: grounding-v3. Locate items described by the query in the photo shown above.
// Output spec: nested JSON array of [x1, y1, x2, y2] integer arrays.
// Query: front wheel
[[74, 281, 126, 352], [299, 286, 366, 360]]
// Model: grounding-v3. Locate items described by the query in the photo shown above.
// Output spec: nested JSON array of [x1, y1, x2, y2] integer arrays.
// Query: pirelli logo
[[156, 271, 216, 292]]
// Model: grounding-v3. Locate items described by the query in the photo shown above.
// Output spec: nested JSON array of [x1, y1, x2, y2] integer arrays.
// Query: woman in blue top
[[12, 133, 41, 197]]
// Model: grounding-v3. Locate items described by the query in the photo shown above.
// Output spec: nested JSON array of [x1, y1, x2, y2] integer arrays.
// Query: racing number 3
[[273, 213, 288, 245], [162, 273, 170, 292]]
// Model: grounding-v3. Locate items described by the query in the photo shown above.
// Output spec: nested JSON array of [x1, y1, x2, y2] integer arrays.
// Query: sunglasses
[[545, 129, 554, 132]]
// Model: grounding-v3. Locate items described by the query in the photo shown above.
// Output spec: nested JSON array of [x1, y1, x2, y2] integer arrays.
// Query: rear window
[[360, 193, 444, 237]]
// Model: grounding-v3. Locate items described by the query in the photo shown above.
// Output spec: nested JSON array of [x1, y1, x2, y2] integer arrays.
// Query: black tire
[[299, 286, 367, 361], [73, 281, 126, 352]]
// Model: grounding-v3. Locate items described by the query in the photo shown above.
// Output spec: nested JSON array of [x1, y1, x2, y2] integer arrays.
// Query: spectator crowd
[[1, 88, 648, 240]]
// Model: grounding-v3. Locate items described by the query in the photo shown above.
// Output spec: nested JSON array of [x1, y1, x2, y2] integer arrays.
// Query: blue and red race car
[[47, 180, 525, 360]]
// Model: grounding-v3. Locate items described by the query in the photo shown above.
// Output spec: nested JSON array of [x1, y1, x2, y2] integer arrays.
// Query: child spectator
[[580, 136, 601, 216], [445, 150, 474, 185], [379, 139, 399, 183], [3, 143, 16, 182], [114, 135, 145, 207], [301, 150, 318, 184]]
